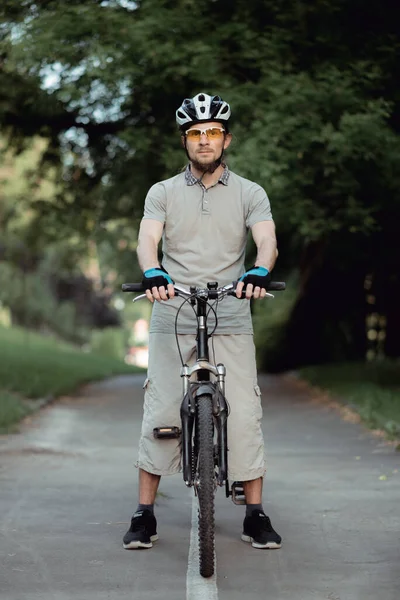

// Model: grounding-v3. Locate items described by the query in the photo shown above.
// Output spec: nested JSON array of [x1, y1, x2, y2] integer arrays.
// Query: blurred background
[[0, 0, 399, 436]]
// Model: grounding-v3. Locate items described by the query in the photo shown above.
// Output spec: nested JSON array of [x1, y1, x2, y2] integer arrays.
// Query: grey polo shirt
[[142, 165, 273, 334]]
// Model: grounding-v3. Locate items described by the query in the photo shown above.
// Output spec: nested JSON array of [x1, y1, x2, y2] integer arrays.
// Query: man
[[123, 93, 281, 550]]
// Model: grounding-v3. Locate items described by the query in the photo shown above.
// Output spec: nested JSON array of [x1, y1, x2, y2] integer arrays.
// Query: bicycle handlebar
[[121, 280, 286, 295]]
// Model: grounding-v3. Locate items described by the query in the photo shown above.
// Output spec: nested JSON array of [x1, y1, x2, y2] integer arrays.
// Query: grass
[[0, 391, 34, 433], [0, 325, 143, 433], [299, 360, 400, 441]]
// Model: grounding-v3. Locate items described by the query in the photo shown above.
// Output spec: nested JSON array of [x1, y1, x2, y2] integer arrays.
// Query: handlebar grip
[[268, 281, 286, 291], [121, 283, 145, 292]]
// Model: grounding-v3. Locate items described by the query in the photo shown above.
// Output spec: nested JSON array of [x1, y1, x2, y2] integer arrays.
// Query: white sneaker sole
[[123, 534, 158, 549], [241, 534, 281, 549]]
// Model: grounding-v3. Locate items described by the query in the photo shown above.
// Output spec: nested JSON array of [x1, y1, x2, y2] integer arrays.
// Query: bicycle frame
[[180, 287, 229, 488]]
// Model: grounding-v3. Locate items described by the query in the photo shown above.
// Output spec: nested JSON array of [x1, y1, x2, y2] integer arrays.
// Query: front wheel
[[196, 394, 215, 578]]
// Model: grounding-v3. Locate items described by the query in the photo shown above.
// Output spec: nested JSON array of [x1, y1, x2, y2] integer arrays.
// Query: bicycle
[[122, 279, 285, 578]]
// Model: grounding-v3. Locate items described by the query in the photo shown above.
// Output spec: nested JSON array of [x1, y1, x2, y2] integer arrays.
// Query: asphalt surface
[[0, 373, 399, 600]]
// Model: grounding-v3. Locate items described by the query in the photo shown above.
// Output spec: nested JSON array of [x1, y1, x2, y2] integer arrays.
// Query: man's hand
[[236, 266, 271, 300], [142, 267, 175, 303]]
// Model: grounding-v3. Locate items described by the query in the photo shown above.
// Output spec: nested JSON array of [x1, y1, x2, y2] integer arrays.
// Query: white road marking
[[186, 494, 218, 600]]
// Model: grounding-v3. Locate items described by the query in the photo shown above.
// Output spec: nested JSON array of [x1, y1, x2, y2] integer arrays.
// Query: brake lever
[[133, 286, 190, 303], [132, 294, 148, 303], [229, 290, 275, 299], [133, 293, 175, 303], [227, 281, 275, 299]]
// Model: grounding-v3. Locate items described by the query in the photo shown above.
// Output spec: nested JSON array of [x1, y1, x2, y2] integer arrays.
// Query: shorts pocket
[[252, 382, 263, 421]]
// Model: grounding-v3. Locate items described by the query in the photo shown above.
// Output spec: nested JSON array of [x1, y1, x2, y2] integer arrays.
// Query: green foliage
[[299, 360, 400, 439], [0, 391, 33, 433], [2, 1, 399, 246], [0, 261, 88, 343], [90, 326, 129, 360], [230, 69, 400, 246], [0, 324, 137, 400], [253, 272, 298, 371], [1, 0, 400, 361]]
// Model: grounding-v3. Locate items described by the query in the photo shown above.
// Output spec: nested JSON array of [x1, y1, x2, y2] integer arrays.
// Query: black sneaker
[[242, 510, 282, 549], [123, 510, 158, 549]]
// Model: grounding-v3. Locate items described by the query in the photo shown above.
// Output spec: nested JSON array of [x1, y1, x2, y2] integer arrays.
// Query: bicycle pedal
[[153, 426, 181, 439], [231, 481, 246, 505]]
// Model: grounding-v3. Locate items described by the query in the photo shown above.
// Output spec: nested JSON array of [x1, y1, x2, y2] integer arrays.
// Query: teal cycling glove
[[142, 266, 174, 291], [239, 265, 271, 289]]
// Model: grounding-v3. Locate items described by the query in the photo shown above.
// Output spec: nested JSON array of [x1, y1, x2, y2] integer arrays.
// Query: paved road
[[0, 374, 399, 600]]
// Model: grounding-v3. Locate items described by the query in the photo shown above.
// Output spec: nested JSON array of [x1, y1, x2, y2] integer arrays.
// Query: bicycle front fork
[[180, 361, 228, 488]]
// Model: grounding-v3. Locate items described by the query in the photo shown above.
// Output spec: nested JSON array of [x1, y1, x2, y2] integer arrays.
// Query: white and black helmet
[[176, 93, 231, 130]]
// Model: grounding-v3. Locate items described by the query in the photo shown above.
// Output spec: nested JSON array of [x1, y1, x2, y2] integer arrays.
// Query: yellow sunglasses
[[185, 127, 226, 141]]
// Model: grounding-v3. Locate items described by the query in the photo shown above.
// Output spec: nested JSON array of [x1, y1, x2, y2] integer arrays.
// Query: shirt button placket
[[202, 187, 210, 214]]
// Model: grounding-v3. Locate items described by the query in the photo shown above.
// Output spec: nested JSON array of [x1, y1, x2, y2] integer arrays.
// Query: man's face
[[183, 121, 232, 168]]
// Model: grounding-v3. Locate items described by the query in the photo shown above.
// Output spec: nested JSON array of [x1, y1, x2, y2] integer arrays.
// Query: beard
[[190, 156, 222, 174], [185, 143, 224, 174]]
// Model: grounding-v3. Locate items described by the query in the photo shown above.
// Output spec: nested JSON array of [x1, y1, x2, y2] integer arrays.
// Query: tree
[[1, 0, 399, 363]]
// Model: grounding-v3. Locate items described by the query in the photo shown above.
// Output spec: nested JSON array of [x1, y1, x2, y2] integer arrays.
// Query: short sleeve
[[246, 185, 273, 229], [143, 183, 167, 223]]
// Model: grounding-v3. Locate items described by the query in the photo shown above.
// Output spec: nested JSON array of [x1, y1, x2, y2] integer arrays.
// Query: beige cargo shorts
[[137, 333, 266, 481]]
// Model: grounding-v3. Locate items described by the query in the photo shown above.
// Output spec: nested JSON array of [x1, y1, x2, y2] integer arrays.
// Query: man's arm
[[252, 220, 278, 271], [236, 220, 278, 299], [137, 218, 163, 271], [137, 218, 175, 302]]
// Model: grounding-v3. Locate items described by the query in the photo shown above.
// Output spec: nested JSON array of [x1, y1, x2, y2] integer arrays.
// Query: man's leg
[[243, 477, 262, 504], [124, 334, 197, 550], [212, 335, 281, 549], [123, 469, 161, 550], [243, 476, 265, 521], [242, 473, 281, 550], [139, 468, 161, 504]]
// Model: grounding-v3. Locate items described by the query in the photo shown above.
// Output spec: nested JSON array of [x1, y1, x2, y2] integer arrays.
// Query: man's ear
[[224, 132, 233, 150], [181, 135, 186, 148]]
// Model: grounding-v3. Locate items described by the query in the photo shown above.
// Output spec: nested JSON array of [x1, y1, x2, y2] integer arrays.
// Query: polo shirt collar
[[184, 164, 230, 186]]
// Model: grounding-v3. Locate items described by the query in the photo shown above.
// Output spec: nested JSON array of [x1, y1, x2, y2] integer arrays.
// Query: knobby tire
[[196, 394, 215, 578]]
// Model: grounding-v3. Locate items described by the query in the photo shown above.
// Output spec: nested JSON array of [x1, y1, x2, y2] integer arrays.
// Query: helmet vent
[[176, 93, 231, 127]]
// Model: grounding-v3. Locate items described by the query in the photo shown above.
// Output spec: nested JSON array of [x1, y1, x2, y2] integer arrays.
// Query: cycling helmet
[[176, 93, 231, 131]]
